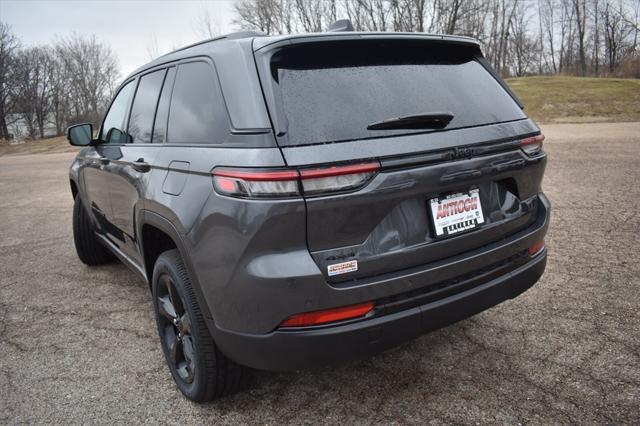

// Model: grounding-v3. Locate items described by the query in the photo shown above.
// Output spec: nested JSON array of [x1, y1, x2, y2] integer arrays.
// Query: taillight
[[300, 162, 379, 196], [521, 134, 545, 156], [212, 169, 300, 198], [212, 162, 379, 199], [280, 301, 375, 328]]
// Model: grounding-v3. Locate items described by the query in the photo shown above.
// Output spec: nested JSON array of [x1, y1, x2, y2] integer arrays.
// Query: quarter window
[[167, 61, 228, 144], [128, 69, 167, 144]]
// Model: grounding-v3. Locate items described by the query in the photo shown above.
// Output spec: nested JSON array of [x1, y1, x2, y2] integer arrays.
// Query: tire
[[72, 196, 113, 266], [152, 249, 246, 402]]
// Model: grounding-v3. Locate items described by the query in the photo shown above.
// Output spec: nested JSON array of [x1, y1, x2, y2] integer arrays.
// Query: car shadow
[[106, 260, 486, 417]]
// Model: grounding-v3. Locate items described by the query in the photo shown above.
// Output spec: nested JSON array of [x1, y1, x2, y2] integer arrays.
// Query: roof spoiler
[[327, 19, 354, 32]]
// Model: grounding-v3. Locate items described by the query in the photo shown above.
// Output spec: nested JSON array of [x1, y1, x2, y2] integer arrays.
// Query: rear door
[[104, 67, 171, 264], [147, 59, 234, 236], [256, 38, 545, 282]]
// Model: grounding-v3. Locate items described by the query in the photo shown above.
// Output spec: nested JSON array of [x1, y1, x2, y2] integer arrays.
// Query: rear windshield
[[265, 40, 525, 146]]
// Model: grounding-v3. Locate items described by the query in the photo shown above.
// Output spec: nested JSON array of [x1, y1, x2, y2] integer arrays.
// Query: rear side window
[[128, 69, 167, 144], [167, 61, 228, 144], [266, 40, 526, 146], [101, 80, 135, 144]]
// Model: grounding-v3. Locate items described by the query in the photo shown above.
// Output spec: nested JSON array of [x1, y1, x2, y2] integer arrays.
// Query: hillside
[[506, 76, 640, 124]]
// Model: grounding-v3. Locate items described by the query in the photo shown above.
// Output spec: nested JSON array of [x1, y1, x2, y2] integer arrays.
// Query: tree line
[[234, 0, 639, 78], [0, 22, 119, 140], [1, 1, 638, 141]]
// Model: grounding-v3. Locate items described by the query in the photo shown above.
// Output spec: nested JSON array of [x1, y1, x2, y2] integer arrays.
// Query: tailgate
[[283, 128, 546, 282], [255, 36, 545, 282]]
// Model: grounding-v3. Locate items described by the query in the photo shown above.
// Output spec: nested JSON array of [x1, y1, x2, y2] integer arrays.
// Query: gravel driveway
[[1, 122, 638, 424]]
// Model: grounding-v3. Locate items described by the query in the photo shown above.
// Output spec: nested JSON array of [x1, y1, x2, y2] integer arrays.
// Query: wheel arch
[[138, 210, 216, 323], [141, 223, 178, 284]]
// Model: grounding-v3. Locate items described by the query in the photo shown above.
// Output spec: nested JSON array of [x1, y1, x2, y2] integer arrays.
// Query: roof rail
[[327, 19, 354, 32], [225, 30, 266, 40], [158, 30, 266, 59]]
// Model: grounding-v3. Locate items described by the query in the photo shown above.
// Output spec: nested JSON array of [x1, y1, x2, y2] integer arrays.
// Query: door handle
[[131, 158, 151, 173], [99, 157, 110, 165]]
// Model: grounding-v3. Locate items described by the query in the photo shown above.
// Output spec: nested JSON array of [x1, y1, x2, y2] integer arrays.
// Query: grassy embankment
[[506, 76, 640, 124], [1, 76, 638, 157], [0, 135, 77, 157]]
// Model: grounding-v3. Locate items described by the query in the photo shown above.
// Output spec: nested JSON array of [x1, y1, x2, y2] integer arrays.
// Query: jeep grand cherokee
[[67, 27, 549, 401]]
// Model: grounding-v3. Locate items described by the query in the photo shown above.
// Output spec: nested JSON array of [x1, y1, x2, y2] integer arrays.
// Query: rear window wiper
[[367, 112, 454, 131]]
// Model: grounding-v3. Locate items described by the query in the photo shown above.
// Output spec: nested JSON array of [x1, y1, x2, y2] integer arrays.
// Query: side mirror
[[105, 127, 132, 144], [67, 123, 94, 146]]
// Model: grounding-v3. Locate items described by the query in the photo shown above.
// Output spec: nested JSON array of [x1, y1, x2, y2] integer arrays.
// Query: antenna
[[327, 19, 354, 32]]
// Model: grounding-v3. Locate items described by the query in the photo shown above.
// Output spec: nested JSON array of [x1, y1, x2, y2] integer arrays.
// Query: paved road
[[1, 123, 639, 424]]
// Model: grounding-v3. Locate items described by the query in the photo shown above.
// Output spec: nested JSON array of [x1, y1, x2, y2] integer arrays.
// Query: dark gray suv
[[67, 28, 549, 402]]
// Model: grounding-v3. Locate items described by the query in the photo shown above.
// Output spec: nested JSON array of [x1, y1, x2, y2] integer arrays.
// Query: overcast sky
[[0, 0, 238, 79]]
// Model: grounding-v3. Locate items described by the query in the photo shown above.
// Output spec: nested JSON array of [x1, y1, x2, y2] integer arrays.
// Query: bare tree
[[234, 0, 292, 34], [227, 0, 639, 77], [0, 22, 19, 139], [48, 50, 69, 136], [592, 0, 600, 75], [510, 2, 539, 76], [602, 0, 633, 74], [558, 0, 575, 73], [391, 0, 427, 32], [194, 6, 221, 39], [486, 0, 520, 75], [573, 0, 588, 75], [54, 34, 119, 126], [13, 47, 53, 138], [444, 0, 463, 34], [629, 0, 639, 50], [345, 0, 389, 31], [294, 0, 329, 32]]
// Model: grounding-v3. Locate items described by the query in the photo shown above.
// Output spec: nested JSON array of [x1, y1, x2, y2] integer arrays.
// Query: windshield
[[265, 40, 526, 146]]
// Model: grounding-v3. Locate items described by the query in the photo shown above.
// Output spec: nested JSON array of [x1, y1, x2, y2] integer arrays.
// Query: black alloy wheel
[[156, 273, 196, 384], [152, 249, 246, 401]]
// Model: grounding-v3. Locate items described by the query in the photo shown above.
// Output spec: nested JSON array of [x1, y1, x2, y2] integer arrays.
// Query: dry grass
[[506, 76, 640, 124], [0, 135, 79, 157]]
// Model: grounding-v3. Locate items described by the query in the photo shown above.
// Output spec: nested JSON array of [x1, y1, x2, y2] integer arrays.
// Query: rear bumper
[[209, 250, 546, 371]]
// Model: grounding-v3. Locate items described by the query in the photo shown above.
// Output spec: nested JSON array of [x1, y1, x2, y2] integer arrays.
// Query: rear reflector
[[280, 301, 375, 327], [528, 240, 545, 256], [521, 134, 545, 155], [212, 162, 379, 199]]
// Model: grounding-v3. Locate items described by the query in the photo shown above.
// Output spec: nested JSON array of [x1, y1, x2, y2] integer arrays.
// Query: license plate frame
[[429, 188, 485, 238]]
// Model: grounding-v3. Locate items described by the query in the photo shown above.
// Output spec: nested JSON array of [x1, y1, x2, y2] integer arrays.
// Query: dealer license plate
[[429, 189, 485, 237]]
